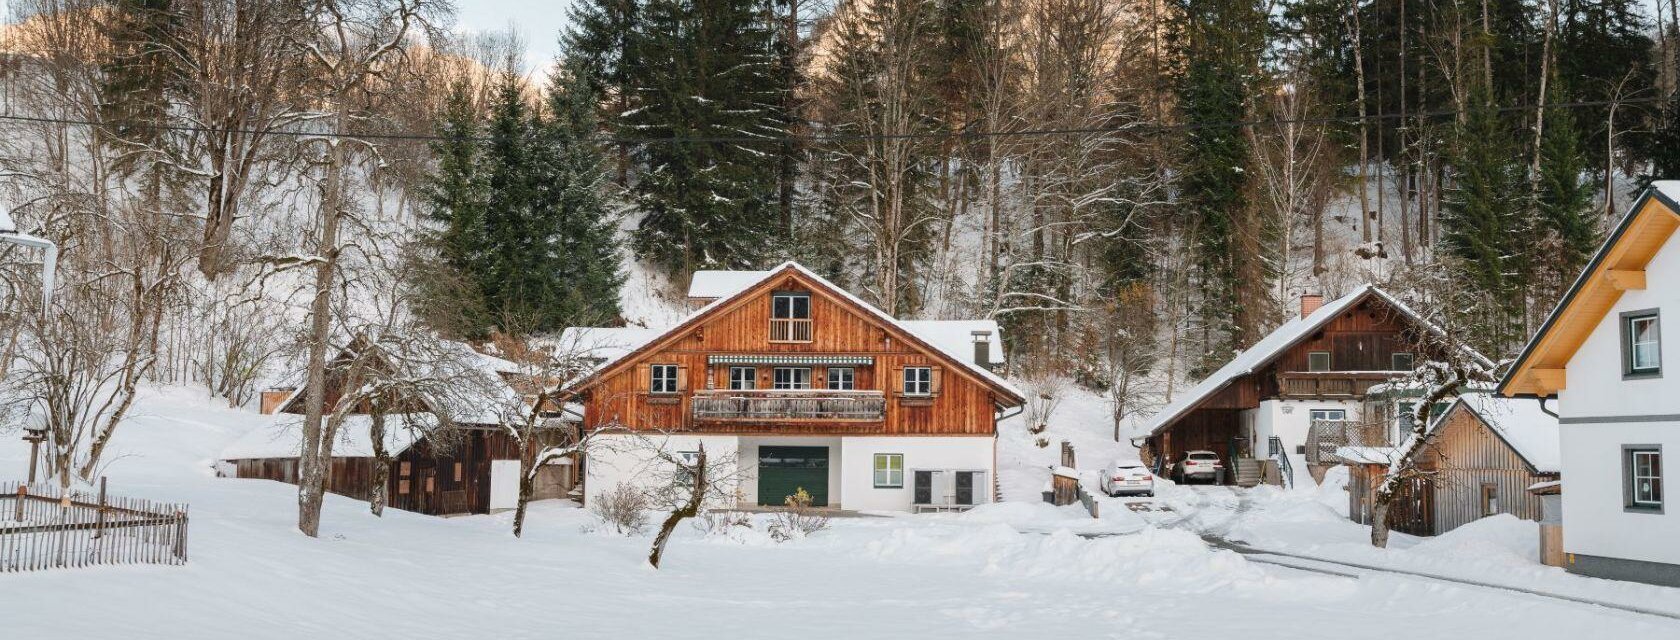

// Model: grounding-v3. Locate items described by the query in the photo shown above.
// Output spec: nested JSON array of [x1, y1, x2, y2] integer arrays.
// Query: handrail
[[1269, 436, 1294, 490]]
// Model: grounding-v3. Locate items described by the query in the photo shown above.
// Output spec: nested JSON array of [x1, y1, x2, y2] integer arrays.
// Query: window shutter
[[893, 367, 906, 396], [677, 365, 689, 392], [930, 366, 944, 396], [637, 364, 650, 393]]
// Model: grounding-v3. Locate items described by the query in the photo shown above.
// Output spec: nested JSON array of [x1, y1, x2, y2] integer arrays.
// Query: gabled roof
[[566, 261, 1026, 404], [1443, 391, 1560, 473], [686, 270, 773, 299], [1499, 183, 1680, 397], [1142, 285, 1493, 437], [270, 338, 529, 425]]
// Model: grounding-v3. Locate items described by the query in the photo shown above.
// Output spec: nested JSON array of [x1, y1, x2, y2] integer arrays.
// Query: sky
[[452, 0, 574, 75]]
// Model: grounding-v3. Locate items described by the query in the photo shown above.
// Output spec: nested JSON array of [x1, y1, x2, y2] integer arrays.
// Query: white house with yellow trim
[[1500, 182, 1680, 587]]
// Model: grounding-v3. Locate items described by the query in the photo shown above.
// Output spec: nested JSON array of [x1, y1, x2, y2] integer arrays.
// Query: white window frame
[[903, 367, 932, 396], [1626, 312, 1662, 376], [827, 367, 855, 390], [1628, 447, 1663, 511], [651, 364, 679, 394], [772, 367, 811, 390], [771, 292, 811, 320], [1307, 351, 1332, 372], [1309, 408, 1346, 422], [729, 366, 756, 390], [873, 453, 903, 488]]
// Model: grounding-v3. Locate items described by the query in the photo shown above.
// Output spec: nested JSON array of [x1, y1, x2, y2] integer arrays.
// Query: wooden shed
[[1345, 391, 1559, 536]]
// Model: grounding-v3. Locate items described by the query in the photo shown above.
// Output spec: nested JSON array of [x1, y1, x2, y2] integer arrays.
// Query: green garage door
[[758, 446, 829, 507]]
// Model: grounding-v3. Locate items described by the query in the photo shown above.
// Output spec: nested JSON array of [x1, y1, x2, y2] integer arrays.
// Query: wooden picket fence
[[0, 480, 189, 572]]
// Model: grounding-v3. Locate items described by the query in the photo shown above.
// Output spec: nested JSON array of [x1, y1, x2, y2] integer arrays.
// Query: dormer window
[[771, 292, 813, 342]]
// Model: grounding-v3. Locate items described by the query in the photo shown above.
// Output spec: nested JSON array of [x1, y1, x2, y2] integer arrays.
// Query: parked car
[[1172, 450, 1224, 484], [1100, 459, 1155, 497]]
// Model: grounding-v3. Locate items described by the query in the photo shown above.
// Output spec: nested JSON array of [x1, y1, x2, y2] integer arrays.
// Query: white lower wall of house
[[1559, 422, 1680, 566], [1266, 398, 1361, 487], [584, 434, 741, 506], [838, 436, 995, 513]]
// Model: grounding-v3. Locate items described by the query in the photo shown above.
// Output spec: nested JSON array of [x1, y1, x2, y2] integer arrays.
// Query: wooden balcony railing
[[1276, 372, 1394, 398], [769, 318, 813, 342], [691, 389, 884, 422]]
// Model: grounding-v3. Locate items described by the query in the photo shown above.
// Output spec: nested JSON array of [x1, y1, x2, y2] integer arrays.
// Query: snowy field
[[1, 387, 1677, 639]]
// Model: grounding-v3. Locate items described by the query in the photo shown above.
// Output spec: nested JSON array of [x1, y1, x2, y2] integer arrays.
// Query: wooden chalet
[[564, 261, 1025, 513], [1139, 285, 1492, 487]]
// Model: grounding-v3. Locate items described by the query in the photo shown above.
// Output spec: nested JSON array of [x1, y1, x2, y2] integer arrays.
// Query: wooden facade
[[1146, 290, 1445, 476], [573, 266, 1024, 437], [1347, 402, 1557, 536], [229, 428, 574, 516]]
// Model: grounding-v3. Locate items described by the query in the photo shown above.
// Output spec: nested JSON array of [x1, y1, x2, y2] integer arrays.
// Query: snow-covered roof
[[220, 414, 435, 460], [1336, 446, 1401, 465], [686, 270, 772, 299], [899, 320, 1005, 365], [568, 261, 1025, 402], [1441, 391, 1561, 473], [265, 338, 530, 426], [551, 326, 666, 364], [1142, 285, 1493, 437]]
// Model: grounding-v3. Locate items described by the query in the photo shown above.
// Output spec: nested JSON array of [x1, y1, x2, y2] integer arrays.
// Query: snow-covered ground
[[2, 386, 1677, 638]]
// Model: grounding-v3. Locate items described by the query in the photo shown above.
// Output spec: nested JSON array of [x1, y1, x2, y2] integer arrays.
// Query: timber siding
[[579, 268, 1014, 436], [1415, 405, 1554, 533]]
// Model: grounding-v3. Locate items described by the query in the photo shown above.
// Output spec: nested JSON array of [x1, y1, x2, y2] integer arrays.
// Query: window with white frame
[[873, 453, 903, 488], [1627, 447, 1663, 511], [826, 367, 855, 390], [651, 364, 678, 394], [1309, 408, 1346, 423], [729, 366, 757, 390], [1624, 311, 1662, 377], [1307, 351, 1332, 372], [771, 293, 811, 320], [1391, 352, 1415, 372], [772, 367, 811, 389], [903, 367, 932, 396]]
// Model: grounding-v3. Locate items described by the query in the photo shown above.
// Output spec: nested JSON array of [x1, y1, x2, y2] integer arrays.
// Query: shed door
[[489, 460, 521, 511], [758, 446, 828, 507]]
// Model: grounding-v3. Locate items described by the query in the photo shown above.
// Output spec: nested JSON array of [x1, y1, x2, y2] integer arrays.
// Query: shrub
[[590, 482, 650, 535], [768, 487, 830, 542]]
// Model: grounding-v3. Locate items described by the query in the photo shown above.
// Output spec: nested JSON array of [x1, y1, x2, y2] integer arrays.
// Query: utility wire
[[0, 95, 1666, 145]]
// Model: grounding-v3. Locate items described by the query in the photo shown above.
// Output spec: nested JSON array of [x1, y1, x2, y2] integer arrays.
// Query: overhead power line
[[0, 95, 1667, 145]]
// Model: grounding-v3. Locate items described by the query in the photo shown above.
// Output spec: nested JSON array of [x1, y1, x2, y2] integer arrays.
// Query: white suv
[[1172, 450, 1224, 484], [1099, 459, 1155, 497]]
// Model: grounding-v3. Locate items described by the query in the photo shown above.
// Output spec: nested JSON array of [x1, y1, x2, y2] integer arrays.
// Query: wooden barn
[[219, 342, 580, 516], [1346, 390, 1560, 536]]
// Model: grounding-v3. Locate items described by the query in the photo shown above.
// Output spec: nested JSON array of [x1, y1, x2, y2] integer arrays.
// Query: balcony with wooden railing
[[1275, 372, 1396, 398], [769, 317, 813, 342], [691, 389, 885, 423]]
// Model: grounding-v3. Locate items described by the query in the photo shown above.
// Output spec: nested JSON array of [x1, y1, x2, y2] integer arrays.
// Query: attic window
[[1307, 351, 1332, 372], [770, 292, 813, 342]]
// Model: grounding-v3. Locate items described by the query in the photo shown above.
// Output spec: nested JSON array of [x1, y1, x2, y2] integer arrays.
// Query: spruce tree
[[564, 0, 643, 185], [1440, 85, 1529, 352], [1534, 80, 1597, 277], [421, 79, 493, 336], [625, 0, 785, 276], [538, 61, 626, 326]]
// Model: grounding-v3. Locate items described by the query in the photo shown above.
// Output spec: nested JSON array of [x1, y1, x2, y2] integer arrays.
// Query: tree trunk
[[648, 445, 706, 568], [369, 411, 389, 517], [1369, 500, 1391, 547], [513, 448, 536, 538], [1348, 0, 1370, 243], [297, 114, 347, 539]]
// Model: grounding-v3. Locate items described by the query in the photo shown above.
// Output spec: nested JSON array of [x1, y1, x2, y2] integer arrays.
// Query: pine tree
[[426, 79, 490, 291], [99, 0, 178, 156], [1534, 80, 1597, 278], [564, 0, 643, 184], [625, 0, 786, 277]]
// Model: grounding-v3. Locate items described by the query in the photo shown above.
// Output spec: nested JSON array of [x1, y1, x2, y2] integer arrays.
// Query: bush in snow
[[692, 510, 754, 537], [590, 483, 650, 535], [768, 488, 829, 542]]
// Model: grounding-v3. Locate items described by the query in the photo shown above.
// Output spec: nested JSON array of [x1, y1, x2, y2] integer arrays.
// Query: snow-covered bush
[[768, 488, 829, 541], [590, 483, 650, 535], [693, 509, 754, 537]]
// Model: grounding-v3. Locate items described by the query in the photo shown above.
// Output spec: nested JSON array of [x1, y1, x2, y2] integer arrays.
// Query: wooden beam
[[1605, 269, 1647, 290], [1528, 368, 1566, 392]]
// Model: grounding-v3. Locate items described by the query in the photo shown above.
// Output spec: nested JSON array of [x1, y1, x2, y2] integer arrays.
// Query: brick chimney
[[1299, 293, 1324, 319]]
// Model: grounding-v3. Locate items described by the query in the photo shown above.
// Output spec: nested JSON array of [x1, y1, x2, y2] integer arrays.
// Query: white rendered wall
[[1557, 421, 1680, 564], [584, 434, 740, 506], [1552, 229, 1680, 564], [838, 436, 995, 513]]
